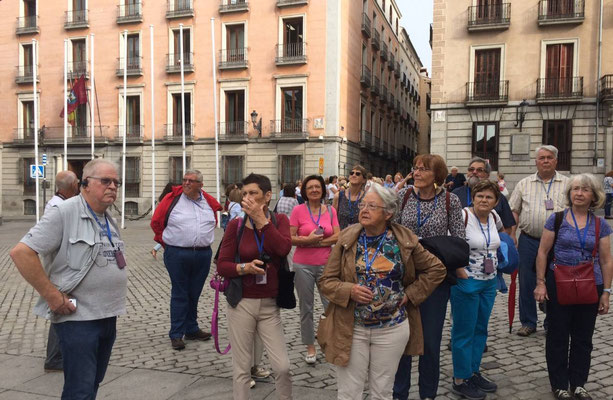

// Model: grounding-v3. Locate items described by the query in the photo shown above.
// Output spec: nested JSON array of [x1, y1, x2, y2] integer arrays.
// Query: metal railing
[[15, 65, 38, 83], [600, 75, 613, 101], [275, 43, 307, 64], [67, 60, 88, 79], [360, 65, 372, 87], [371, 29, 380, 50], [381, 85, 388, 103], [394, 61, 400, 78], [115, 125, 144, 139], [361, 13, 371, 37], [467, 2, 511, 28], [380, 42, 388, 60], [538, 0, 584, 22], [219, 0, 249, 13], [117, 2, 142, 23], [360, 130, 372, 149], [218, 121, 249, 137], [218, 48, 248, 69], [166, 52, 194, 73], [466, 80, 509, 103], [536, 76, 583, 100], [65, 10, 88, 28], [116, 57, 143, 75], [371, 75, 380, 96], [269, 119, 309, 136], [389, 94, 395, 109], [276, 0, 308, 7], [16, 16, 39, 34], [13, 128, 36, 142], [165, 123, 194, 138], [166, 0, 194, 18]]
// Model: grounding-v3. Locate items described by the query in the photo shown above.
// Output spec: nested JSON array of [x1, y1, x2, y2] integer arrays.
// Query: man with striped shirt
[[509, 145, 568, 337]]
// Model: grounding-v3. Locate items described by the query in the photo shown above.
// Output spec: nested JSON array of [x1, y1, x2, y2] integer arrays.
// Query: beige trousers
[[336, 319, 410, 400], [227, 297, 292, 400]]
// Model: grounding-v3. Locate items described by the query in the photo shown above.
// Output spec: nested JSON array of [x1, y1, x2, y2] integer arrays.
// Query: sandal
[[305, 352, 317, 364]]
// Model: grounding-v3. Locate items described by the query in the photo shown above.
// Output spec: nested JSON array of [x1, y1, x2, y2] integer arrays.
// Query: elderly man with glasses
[[151, 170, 222, 350], [11, 159, 127, 399]]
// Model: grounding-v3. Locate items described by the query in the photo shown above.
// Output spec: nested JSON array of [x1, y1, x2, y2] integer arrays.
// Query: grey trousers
[[294, 263, 329, 345], [45, 323, 63, 369]]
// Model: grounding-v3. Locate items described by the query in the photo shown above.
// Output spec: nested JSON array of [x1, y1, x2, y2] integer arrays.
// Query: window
[[476, 0, 502, 21], [125, 157, 140, 197], [24, 199, 36, 215], [543, 120, 571, 171], [22, 43, 33, 73], [21, 100, 35, 139], [23, 0, 36, 17], [474, 48, 501, 98], [546, 0, 574, 17], [124, 95, 141, 137], [545, 43, 574, 96], [125, 33, 140, 71], [281, 87, 303, 132], [70, 38, 87, 79], [171, 93, 191, 136], [282, 17, 304, 57], [170, 27, 192, 67], [226, 24, 245, 62], [125, 201, 138, 215], [21, 157, 36, 195], [225, 90, 245, 135], [169, 156, 190, 185], [472, 122, 498, 170], [222, 155, 244, 188], [278, 155, 302, 185]]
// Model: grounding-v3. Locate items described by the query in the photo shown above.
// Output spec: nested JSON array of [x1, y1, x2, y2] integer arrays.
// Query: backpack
[[220, 203, 239, 230]]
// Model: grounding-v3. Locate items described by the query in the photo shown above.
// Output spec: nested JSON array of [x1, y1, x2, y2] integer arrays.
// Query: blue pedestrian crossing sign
[[30, 165, 44, 179]]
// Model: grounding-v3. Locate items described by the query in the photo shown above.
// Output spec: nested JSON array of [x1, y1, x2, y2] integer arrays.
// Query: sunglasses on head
[[350, 171, 362, 177]]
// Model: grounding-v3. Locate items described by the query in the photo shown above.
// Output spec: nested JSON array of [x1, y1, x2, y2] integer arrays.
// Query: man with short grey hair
[[509, 145, 568, 337]]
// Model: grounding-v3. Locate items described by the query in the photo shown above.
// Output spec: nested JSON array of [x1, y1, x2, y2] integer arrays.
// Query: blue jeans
[[393, 281, 450, 400], [164, 245, 212, 338], [518, 233, 540, 329], [605, 193, 613, 217], [54, 317, 116, 400], [450, 278, 497, 379]]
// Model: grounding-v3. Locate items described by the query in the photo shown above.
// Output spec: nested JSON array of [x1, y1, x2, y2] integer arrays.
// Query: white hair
[[184, 169, 203, 183], [82, 159, 119, 179], [367, 183, 399, 219], [535, 145, 558, 159]]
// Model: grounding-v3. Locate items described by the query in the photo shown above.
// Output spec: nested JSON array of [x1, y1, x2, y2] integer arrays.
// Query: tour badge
[[483, 258, 495, 274], [114, 249, 127, 269], [544, 199, 554, 210]]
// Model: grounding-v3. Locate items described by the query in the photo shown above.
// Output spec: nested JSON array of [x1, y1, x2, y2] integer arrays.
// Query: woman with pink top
[[290, 175, 340, 364]]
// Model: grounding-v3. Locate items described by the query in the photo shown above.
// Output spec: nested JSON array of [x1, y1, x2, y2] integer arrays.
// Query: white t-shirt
[[326, 183, 337, 200], [462, 208, 503, 280]]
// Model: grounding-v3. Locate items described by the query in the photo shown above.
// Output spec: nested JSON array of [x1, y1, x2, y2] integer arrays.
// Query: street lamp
[[250, 110, 262, 137], [515, 99, 528, 132]]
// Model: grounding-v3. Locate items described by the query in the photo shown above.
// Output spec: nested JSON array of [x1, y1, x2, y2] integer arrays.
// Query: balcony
[[371, 29, 380, 50], [388, 94, 395, 110], [219, 0, 249, 13], [64, 10, 89, 29], [380, 42, 388, 60], [538, 0, 584, 26], [166, 52, 194, 73], [383, 140, 389, 155], [269, 119, 309, 141], [13, 128, 36, 144], [115, 125, 144, 143], [360, 65, 371, 88], [16, 16, 39, 35], [117, 2, 143, 24], [371, 76, 380, 97], [536, 77, 583, 103], [116, 57, 143, 76], [371, 136, 380, 153], [276, 0, 308, 7], [466, 80, 509, 106], [359, 130, 372, 149], [361, 13, 371, 37], [394, 61, 400, 78], [388, 53, 395, 70], [164, 124, 195, 142], [218, 121, 249, 142], [381, 85, 388, 103], [219, 48, 248, 69], [467, 3, 511, 31], [275, 43, 307, 65], [15, 65, 39, 84], [166, 0, 194, 19], [600, 75, 613, 102], [67, 60, 89, 80]]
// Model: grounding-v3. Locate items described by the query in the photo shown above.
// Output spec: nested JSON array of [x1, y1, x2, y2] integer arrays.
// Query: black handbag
[[276, 257, 296, 309], [419, 235, 470, 285]]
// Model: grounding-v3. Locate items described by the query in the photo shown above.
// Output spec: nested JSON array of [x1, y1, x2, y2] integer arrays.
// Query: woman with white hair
[[534, 173, 613, 400], [318, 184, 446, 400]]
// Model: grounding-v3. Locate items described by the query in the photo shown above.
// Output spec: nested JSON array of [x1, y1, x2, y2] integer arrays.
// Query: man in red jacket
[[151, 170, 222, 350]]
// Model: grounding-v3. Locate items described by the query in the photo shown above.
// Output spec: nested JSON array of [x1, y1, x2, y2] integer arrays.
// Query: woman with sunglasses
[[290, 175, 340, 364], [392, 154, 465, 400], [318, 184, 446, 400], [333, 165, 369, 229]]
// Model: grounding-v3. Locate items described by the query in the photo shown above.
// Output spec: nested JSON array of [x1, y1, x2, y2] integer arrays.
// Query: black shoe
[[470, 372, 497, 393], [171, 338, 185, 350], [570, 386, 593, 400], [452, 379, 486, 400], [185, 329, 212, 341], [483, 343, 488, 353], [553, 389, 572, 400], [44, 365, 63, 372]]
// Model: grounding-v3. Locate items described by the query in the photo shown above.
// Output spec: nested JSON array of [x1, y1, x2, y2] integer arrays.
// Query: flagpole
[[211, 18, 220, 206], [121, 30, 127, 229], [63, 39, 68, 170], [150, 24, 156, 214], [33, 39, 40, 222], [179, 23, 186, 175], [90, 33, 95, 159]]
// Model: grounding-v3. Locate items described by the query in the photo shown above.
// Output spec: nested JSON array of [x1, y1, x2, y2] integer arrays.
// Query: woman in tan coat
[[318, 184, 446, 400]]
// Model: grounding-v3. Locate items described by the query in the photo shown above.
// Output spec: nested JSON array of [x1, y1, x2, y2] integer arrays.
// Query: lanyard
[[307, 204, 322, 227], [347, 189, 364, 220], [569, 209, 590, 254], [249, 217, 265, 256], [362, 229, 387, 275], [416, 192, 438, 235], [539, 176, 555, 199], [467, 187, 472, 207], [86, 203, 115, 248], [473, 209, 490, 251]]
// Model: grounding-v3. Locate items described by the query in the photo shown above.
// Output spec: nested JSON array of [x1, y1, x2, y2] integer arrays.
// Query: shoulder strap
[[463, 208, 469, 227], [552, 210, 564, 250], [592, 213, 601, 258], [327, 204, 333, 224], [163, 194, 182, 229], [401, 187, 414, 212]]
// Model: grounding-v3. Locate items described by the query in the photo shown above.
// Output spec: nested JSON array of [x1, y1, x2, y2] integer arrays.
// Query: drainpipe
[[595, 0, 603, 166]]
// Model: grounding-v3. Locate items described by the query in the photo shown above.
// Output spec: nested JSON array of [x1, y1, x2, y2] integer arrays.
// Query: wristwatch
[[240, 263, 246, 275], [603, 288, 612, 295]]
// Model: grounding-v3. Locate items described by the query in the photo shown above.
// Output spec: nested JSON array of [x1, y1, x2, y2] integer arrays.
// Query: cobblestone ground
[[1, 219, 613, 399]]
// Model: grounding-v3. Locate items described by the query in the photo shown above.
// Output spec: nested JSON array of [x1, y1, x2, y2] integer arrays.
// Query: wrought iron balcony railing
[[380, 41, 388, 60], [116, 57, 143, 76], [218, 121, 249, 139], [275, 43, 307, 65], [276, 0, 308, 7], [165, 123, 194, 139], [65, 10, 88, 29], [117, 2, 143, 23], [166, 0, 194, 19], [115, 125, 144, 140], [67, 60, 89, 80], [360, 130, 372, 149], [600, 75, 613, 102], [219, 48, 248, 69], [388, 53, 395, 70], [219, 0, 249, 13], [166, 52, 194, 73], [371, 75, 380, 96], [538, 0, 584, 25], [361, 13, 371, 37], [467, 2, 511, 30], [15, 65, 38, 84], [536, 76, 583, 102], [466, 80, 509, 104], [360, 65, 372, 88], [269, 119, 309, 138], [16, 16, 39, 34], [371, 29, 380, 50]]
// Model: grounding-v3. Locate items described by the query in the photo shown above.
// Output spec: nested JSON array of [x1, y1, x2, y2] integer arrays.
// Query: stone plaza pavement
[[1, 218, 613, 399]]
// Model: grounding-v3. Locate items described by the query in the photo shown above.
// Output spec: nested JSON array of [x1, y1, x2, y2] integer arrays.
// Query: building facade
[[431, 0, 613, 188], [0, 0, 424, 218]]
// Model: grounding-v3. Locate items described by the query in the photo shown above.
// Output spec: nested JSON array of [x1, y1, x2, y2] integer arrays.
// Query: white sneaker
[[250, 366, 271, 379], [249, 379, 256, 389]]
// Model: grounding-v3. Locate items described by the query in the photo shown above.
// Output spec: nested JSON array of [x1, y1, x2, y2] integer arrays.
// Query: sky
[[398, 0, 433, 72]]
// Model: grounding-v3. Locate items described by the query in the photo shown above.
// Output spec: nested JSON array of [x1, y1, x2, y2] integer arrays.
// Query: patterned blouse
[[395, 187, 465, 240], [354, 230, 407, 328], [338, 188, 366, 230]]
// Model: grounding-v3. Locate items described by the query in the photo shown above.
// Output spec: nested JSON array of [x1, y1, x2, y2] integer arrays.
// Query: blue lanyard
[[86, 203, 115, 248], [569, 209, 590, 254], [347, 189, 364, 220], [467, 187, 472, 207], [362, 229, 387, 275], [307, 205, 322, 227], [540, 176, 555, 199], [249, 217, 265, 256], [473, 210, 490, 251], [416, 192, 438, 235]]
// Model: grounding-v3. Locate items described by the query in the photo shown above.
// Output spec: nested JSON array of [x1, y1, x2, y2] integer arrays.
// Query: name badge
[[483, 258, 495, 274], [114, 249, 127, 269], [255, 267, 267, 285], [544, 199, 554, 210]]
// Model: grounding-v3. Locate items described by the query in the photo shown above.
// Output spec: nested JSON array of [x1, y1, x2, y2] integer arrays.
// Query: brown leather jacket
[[317, 222, 446, 367]]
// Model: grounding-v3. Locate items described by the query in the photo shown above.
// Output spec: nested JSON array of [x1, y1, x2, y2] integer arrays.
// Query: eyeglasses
[[87, 177, 122, 187], [468, 167, 487, 173], [358, 202, 386, 211], [182, 178, 202, 184], [350, 171, 362, 177], [412, 166, 432, 173]]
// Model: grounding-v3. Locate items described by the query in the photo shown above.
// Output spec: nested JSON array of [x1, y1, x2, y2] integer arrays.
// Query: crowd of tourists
[[8, 145, 613, 400]]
